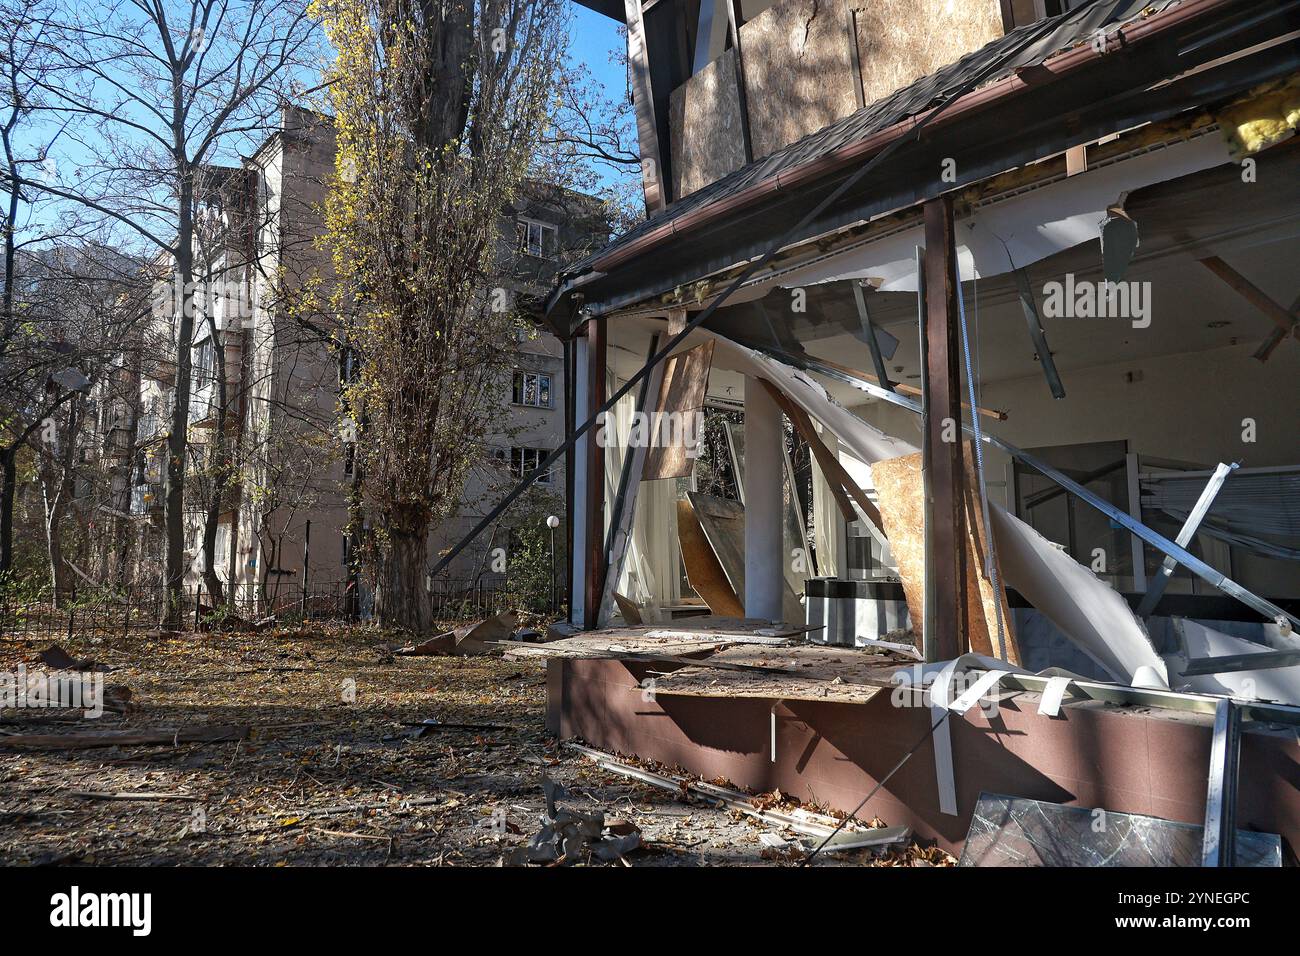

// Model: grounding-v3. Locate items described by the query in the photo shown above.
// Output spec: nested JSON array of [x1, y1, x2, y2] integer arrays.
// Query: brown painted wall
[[549, 657, 1300, 857]]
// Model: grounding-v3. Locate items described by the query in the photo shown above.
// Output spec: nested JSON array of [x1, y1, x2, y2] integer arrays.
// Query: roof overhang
[[546, 0, 1300, 335]]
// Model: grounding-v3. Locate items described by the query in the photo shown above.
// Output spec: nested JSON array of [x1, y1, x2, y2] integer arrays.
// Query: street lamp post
[[546, 515, 560, 614]]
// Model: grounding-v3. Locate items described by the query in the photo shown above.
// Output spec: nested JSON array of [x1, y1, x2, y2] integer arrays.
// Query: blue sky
[[569, 2, 625, 93]]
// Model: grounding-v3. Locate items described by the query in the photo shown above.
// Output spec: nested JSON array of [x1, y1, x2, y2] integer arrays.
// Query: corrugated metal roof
[[570, 0, 1182, 275]]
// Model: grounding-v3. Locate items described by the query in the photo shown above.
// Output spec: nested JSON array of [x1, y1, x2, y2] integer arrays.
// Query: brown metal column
[[583, 315, 607, 630], [922, 196, 966, 662]]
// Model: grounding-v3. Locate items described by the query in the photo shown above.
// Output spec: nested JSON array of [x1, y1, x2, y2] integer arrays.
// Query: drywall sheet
[[869, 449, 1019, 664], [670, 48, 748, 197], [989, 504, 1166, 686], [771, 133, 1232, 292], [677, 497, 745, 617], [1166, 619, 1300, 704], [644, 341, 715, 480], [707, 335, 1165, 685]]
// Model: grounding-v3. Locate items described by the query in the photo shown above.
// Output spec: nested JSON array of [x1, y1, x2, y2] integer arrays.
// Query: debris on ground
[[0, 624, 948, 866], [504, 777, 641, 866], [36, 644, 112, 672]]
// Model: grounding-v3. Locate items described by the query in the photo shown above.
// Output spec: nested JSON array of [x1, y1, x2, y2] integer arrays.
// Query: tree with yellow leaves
[[314, 0, 567, 631]]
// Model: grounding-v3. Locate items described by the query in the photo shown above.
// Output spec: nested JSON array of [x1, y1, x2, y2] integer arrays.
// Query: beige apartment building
[[99, 106, 608, 610]]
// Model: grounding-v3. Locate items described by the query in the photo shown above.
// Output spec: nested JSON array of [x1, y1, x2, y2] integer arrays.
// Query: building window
[[516, 218, 557, 259], [497, 446, 553, 485], [193, 338, 215, 391], [512, 370, 552, 408]]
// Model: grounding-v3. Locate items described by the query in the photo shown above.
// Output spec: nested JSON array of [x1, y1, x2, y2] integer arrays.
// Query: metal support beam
[[922, 197, 966, 663], [772, 350, 1300, 632], [1202, 697, 1241, 867], [1136, 461, 1237, 618], [1182, 647, 1300, 676], [1010, 266, 1066, 399], [583, 317, 607, 629], [850, 280, 894, 392], [1125, 450, 1147, 595]]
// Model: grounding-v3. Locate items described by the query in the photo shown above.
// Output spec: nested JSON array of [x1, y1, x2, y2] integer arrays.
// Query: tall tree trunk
[[375, 523, 432, 633], [163, 168, 197, 627], [199, 309, 229, 608], [0, 446, 16, 580]]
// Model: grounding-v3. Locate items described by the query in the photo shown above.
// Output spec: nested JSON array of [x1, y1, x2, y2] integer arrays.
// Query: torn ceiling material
[[707, 332, 1168, 688], [768, 131, 1231, 293]]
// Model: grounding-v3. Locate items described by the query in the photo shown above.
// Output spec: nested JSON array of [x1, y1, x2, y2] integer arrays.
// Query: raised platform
[[535, 623, 1300, 857]]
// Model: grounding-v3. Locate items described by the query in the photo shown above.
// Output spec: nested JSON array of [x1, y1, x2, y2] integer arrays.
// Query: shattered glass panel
[[959, 793, 1281, 867]]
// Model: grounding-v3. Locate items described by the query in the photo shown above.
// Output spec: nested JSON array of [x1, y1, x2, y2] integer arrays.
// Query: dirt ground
[[0, 625, 953, 867]]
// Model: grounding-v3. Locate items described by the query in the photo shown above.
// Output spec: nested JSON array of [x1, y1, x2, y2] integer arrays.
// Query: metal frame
[[1201, 698, 1241, 867], [1135, 461, 1237, 618]]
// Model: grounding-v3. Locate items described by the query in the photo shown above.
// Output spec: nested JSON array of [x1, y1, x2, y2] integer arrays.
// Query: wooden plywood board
[[688, 492, 804, 624], [501, 616, 814, 661], [643, 341, 715, 481], [871, 447, 1019, 664], [739, 0, 860, 160], [678, 497, 746, 617], [652, 644, 901, 703], [669, 48, 748, 198], [853, 0, 1004, 108]]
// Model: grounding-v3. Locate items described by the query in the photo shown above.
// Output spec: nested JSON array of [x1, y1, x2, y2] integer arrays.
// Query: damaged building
[[513, 0, 1300, 863]]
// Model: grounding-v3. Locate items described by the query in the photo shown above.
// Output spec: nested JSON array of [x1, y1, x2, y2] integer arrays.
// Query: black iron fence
[[0, 578, 534, 640]]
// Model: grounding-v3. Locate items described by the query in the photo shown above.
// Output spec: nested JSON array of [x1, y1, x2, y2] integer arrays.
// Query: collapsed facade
[[531, 0, 1300, 862]]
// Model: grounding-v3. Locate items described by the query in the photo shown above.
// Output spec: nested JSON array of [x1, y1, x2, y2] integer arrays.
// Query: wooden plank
[[757, 378, 882, 529], [643, 341, 715, 480], [923, 196, 966, 662], [651, 644, 900, 703], [677, 497, 745, 617], [584, 317, 607, 630], [688, 491, 802, 624], [624, 0, 666, 212], [1199, 256, 1300, 342], [0, 725, 250, 750]]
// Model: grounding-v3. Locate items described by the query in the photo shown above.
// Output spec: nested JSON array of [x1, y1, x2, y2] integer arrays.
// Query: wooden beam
[[1253, 290, 1300, 362], [756, 379, 883, 530], [922, 196, 967, 663], [625, 0, 667, 213], [1199, 256, 1300, 345]]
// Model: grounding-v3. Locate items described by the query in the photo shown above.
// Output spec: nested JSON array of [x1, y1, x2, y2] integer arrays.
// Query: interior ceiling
[[692, 147, 1300, 408], [605, 147, 1300, 412]]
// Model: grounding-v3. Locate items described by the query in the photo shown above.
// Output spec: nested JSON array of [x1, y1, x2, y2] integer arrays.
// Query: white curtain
[[603, 372, 681, 619], [811, 427, 846, 578]]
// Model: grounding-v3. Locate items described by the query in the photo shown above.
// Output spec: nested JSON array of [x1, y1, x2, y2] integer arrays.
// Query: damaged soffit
[[547, 0, 1300, 325]]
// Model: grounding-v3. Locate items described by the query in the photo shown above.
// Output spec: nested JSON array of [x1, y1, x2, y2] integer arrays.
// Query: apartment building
[[103, 106, 609, 607]]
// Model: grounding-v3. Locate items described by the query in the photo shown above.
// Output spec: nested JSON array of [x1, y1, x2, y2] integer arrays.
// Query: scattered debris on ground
[[0, 624, 951, 866]]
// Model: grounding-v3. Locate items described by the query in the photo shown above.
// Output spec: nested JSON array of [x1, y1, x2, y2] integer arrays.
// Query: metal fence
[[0, 578, 532, 640]]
